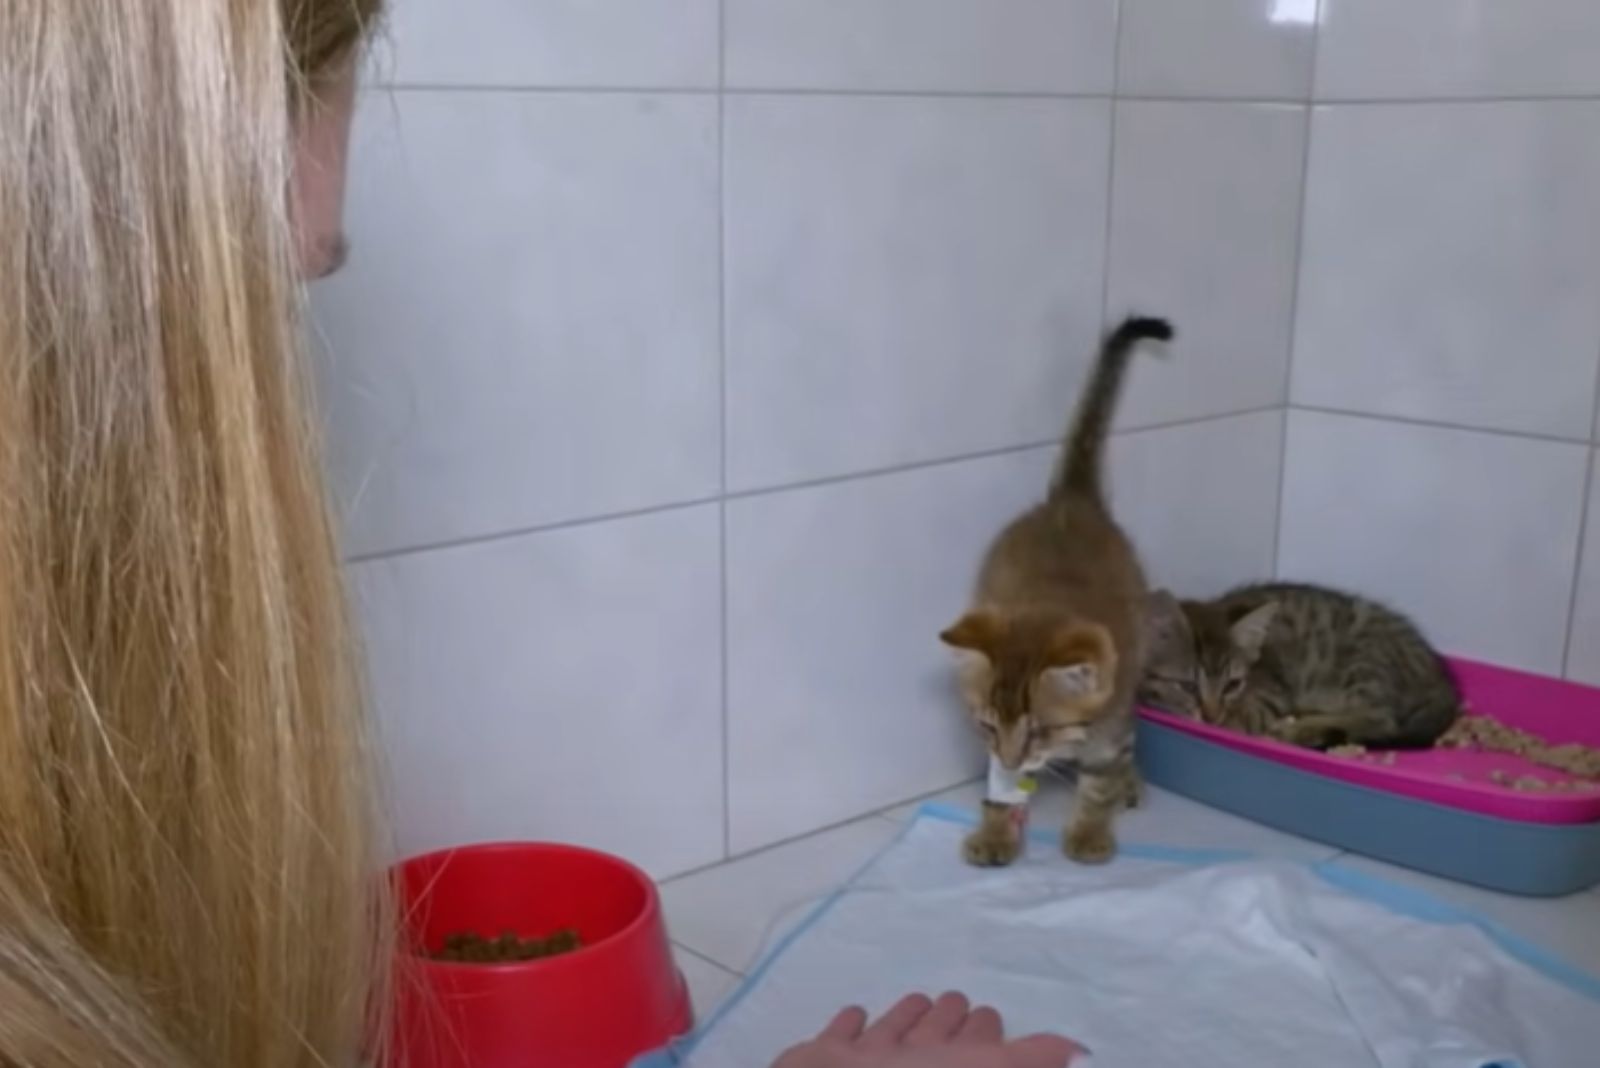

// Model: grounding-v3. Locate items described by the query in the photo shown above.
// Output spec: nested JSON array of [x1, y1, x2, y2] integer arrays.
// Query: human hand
[[770, 992, 1082, 1068]]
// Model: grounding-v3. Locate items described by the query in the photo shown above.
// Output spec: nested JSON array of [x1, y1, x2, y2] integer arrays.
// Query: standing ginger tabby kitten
[[941, 316, 1173, 866]]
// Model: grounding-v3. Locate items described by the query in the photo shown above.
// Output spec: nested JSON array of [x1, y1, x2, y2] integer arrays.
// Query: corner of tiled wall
[[1109, 0, 1315, 599], [311, 0, 1388, 874], [1276, 0, 1600, 684]]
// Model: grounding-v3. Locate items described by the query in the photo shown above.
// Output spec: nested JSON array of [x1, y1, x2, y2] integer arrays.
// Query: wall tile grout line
[[1117, 94, 1314, 107], [1289, 403, 1597, 449], [725, 86, 1108, 102], [1095, 0, 1125, 340], [659, 776, 976, 887], [380, 83, 1099, 100], [1559, 346, 1600, 677], [1273, 0, 1324, 577], [658, 808, 891, 886], [1118, 404, 1286, 438], [381, 82, 722, 96], [374, 83, 1600, 109], [1271, 406, 1292, 578], [1309, 93, 1600, 108], [379, 83, 1105, 100], [341, 406, 1287, 567], [716, 0, 733, 863], [345, 496, 725, 566], [1150, 94, 1600, 108], [1560, 444, 1597, 679]]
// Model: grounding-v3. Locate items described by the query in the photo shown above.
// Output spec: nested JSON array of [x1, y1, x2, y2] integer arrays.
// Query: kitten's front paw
[[1064, 821, 1117, 865], [963, 824, 1022, 868]]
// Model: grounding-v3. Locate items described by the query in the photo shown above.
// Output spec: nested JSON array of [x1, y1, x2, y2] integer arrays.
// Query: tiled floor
[[664, 779, 1600, 1024]]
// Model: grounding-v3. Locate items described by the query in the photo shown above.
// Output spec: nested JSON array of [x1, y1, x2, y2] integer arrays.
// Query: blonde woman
[[1, 1, 389, 1064], [0, 2, 1075, 1064]]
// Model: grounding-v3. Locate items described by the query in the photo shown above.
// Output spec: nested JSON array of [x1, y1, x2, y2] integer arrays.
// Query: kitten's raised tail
[[1050, 316, 1174, 505]]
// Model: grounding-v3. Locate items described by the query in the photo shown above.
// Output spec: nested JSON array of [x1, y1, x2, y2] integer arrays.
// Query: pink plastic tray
[[1137, 658, 1600, 825]]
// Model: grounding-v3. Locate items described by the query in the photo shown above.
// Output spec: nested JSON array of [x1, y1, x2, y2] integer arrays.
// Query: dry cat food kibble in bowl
[[391, 842, 690, 1068], [430, 928, 583, 963]]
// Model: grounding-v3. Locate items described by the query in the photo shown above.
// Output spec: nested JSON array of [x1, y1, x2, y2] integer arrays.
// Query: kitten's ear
[[1229, 602, 1278, 659], [1143, 590, 1192, 659], [940, 610, 1003, 658], [1042, 623, 1117, 702]]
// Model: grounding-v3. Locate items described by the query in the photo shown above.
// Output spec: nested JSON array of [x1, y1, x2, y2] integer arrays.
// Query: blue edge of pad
[[631, 802, 1600, 1068]]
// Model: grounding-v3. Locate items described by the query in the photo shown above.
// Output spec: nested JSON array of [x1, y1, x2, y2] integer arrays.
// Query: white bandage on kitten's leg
[[986, 754, 1037, 805], [965, 754, 1036, 867]]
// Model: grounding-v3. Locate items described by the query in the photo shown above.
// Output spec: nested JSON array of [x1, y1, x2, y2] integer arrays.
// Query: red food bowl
[[390, 842, 692, 1068]]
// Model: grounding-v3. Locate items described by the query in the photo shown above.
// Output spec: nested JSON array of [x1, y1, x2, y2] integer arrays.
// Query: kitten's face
[[940, 611, 1117, 772], [1140, 592, 1276, 728]]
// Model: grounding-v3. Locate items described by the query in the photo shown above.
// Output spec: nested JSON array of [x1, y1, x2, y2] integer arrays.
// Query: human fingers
[[857, 993, 934, 1048], [1005, 1033, 1085, 1068], [954, 1005, 1004, 1044], [905, 991, 970, 1045], [817, 1006, 869, 1043]]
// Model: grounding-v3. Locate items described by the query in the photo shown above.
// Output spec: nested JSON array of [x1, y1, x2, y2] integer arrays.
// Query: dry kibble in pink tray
[[1438, 714, 1600, 779]]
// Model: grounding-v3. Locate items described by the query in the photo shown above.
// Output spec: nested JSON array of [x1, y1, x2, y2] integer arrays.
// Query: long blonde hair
[[0, 1, 390, 1064]]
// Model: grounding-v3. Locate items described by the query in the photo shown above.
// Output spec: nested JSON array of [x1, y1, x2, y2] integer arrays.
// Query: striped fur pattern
[[941, 316, 1173, 866], [1140, 582, 1462, 750]]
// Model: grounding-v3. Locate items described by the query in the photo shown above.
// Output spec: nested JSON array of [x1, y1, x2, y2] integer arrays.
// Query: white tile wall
[[724, 0, 1116, 94], [1316, 0, 1600, 101], [351, 505, 724, 877], [725, 448, 1054, 851], [1108, 102, 1305, 429], [1278, 411, 1589, 675], [1282, 4, 1600, 693], [1117, 0, 1317, 100], [1291, 101, 1600, 440], [317, 0, 1600, 874], [383, 0, 719, 89], [1109, 411, 1285, 600], [314, 92, 720, 558], [724, 95, 1111, 491]]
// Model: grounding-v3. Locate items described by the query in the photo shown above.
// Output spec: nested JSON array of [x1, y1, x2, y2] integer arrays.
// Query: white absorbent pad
[[640, 806, 1600, 1068]]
